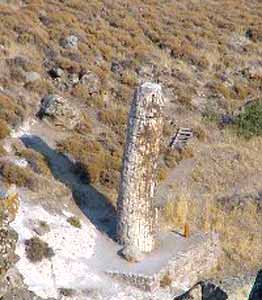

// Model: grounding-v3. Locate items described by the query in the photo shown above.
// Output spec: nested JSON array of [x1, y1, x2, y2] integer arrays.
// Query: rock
[[49, 67, 64, 79], [185, 285, 202, 300], [37, 94, 80, 129], [0, 267, 24, 297], [31, 219, 50, 236], [68, 73, 79, 85], [175, 276, 261, 300], [175, 284, 202, 300], [220, 114, 234, 125], [25, 72, 41, 83], [0, 225, 18, 278], [1, 288, 53, 300], [202, 281, 228, 300], [60, 35, 78, 49], [175, 281, 228, 300], [0, 186, 19, 224], [79, 71, 100, 94], [248, 66, 262, 80], [120, 245, 144, 263], [111, 60, 125, 74]]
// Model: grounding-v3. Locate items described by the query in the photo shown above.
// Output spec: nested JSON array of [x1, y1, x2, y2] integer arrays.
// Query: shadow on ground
[[21, 135, 117, 240]]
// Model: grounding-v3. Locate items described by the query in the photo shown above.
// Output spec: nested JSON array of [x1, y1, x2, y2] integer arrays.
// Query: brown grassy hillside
[[0, 0, 261, 276]]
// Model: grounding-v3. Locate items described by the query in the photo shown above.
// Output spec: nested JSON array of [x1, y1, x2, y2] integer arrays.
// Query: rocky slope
[[0, 0, 262, 299]]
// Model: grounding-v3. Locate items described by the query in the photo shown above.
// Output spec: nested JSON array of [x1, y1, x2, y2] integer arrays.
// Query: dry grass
[[162, 133, 262, 275], [98, 107, 127, 139]]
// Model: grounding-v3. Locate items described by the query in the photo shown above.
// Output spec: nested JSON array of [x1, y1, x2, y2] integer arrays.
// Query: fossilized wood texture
[[117, 82, 165, 253]]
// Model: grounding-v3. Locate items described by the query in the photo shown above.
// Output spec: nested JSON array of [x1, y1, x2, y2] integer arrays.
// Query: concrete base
[[106, 232, 220, 293]]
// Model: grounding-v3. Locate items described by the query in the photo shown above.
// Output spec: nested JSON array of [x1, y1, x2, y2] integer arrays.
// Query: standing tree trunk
[[117, 82, 165, 257]]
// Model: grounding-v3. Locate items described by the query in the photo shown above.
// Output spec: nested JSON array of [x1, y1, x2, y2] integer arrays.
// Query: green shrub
[[235, 100, 262, 139], [67, 216, 81, 228]]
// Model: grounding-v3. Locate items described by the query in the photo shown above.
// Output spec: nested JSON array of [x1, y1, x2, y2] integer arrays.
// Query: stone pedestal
[[107, 233, 221, 296]]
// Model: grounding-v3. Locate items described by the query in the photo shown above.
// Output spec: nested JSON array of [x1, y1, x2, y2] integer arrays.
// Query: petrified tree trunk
[[117, 82, 165, 256]]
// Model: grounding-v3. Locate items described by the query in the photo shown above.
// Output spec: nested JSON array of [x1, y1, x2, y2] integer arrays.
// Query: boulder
[[1, 288, 54, 300], [79, 71, 100, 95], [120, 245, 144, 263], [68, 73, 79, 85], [25, 72, 41, 83], [176, 276, 260, 300], [0, 225, 18, 279], [175, 284, 202, 300], [49, 67, 64, 79], [60, 35, 78, 49], [202, 281, 228, 300], [38, 94, 80, 129], [0, 267, 24, 298]]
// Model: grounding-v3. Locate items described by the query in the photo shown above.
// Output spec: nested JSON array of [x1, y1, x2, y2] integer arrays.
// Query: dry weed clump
[[0, 191, 20, 223], [25, 236, 54, 263], [74, 115, 93, 134], [164, 147, 194, 169], [72, 85, 104, 109], [0, 145, 7, 157], [57, 134, 122, 189], [0, 162, 37, 190], [98, 108, 127, 132], [0, 119, 10, 140], [160, 272, 172, 288], [157, 165, 169, 182], [57, 135, 105, 184], [0, 94, 25, 128], [17, 148, 51, 176]]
